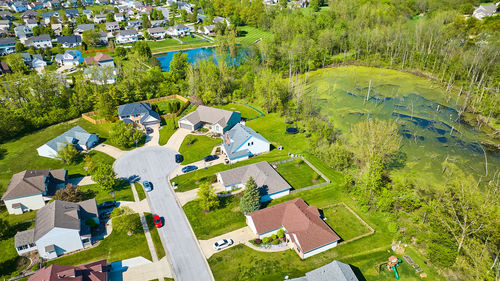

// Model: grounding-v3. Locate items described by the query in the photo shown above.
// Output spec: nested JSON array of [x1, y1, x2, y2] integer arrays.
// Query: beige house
[[177, 105, 241, 134]]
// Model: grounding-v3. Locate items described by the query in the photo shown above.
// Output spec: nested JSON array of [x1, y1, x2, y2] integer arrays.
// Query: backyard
[[322, 204, 372, 242], [78, 180, 134, 205], [147, 36, 215, 54], [275, 159, 325, 189], [236, 26, 273, 45], [183, 196, 246, 240], [145, 213, 166, 260], [178, 135, 220, 164], [153, 99, 185, 115], [159, 117, 178, 146], [214, 103, 263, 120]]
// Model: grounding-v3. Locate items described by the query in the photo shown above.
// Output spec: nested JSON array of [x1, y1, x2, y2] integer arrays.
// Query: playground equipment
[[387, 256, 402, 280]]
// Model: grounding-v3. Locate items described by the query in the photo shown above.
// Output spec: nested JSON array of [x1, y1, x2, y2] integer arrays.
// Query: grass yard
[[322, 205, 371, 241], [47, 214, 151, 266], [134, 182, 146, 201], [183, 196, 246, 240], [159, 118, 178, 146], [148, 38, 215, 54], [214, 103, 263, 120], [78, 180, 134, 205], [275, 159, 325, 189], [173, 150, 290, 192], [237, 26, 273, 45], [153, 99, 185, 115], [178, 135, 220, 164], [145, 213, 166, 260]]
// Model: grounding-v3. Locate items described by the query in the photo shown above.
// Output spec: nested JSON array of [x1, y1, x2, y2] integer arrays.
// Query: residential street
[[113, 146, 214, 281]]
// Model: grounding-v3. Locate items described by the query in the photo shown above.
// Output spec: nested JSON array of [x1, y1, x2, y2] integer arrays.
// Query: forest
[[0, 0, 498, 279]]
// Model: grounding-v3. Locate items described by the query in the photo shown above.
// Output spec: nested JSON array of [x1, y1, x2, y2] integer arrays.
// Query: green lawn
[[159, 118, 178, 146], [79, 180, 134, 205], [237, 26, 273, 45], [183, 196, 246, 240], [276, 159, 325, 189], [323, 205, 371, 241], [134, 182, 146, 201], [153, 99, 186, 115], [148, 38, 215, 54], [178, 135, 220, 164], [145, 213, 166, 260], [173, 150, 290, 192], [214, 103, 263, 120], [47, 214, 151, 266]]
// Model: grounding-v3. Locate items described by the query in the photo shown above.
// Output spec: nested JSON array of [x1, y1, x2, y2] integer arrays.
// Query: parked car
[[153, 215, 162, 228], [182, 165, 198, 173], [143, 181, 153, 192], [175, 154, 183, 163], [224, 158, 229, 164], [146, 127, 153, 134], [204, 155, 219, 162], [98, 201, 117, 209], [213, 239, 234, 251], [69, 67, 76, 71]]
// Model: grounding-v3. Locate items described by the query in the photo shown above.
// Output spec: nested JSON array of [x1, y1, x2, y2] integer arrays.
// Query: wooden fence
[[84, 48, 114, 54], [81, 95, 190, 124]]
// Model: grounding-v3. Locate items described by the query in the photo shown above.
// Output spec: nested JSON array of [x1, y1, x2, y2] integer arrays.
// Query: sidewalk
[[93, 143, 126, 159], [130, 183, 158, 262]]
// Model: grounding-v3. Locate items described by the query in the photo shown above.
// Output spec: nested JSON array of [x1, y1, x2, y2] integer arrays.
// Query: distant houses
[[473, 4, 498, 19], [55, 50, 85, 66], [166, 24, 191, 37], [57, 35, 82, 48], [84, 53, 114, 68], [116, 29, 138, 43], [221, 123, 271, 163], [37, 125, 98, 159]]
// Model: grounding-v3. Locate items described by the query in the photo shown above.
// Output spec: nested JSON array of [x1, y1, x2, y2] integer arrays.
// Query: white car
[[213, 239, 234, 251]]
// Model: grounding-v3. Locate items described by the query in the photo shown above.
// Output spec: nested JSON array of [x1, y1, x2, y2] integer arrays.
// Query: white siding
[[4, 194, 46, 214], [302, 241, 338, 259], [36, 228, 83, 259], [246, 216, 258, 234]]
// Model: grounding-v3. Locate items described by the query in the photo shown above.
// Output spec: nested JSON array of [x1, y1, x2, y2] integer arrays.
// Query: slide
[[392, 266, 400, 280]]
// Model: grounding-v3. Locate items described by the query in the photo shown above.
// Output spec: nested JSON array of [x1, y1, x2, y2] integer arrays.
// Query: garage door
[[179, 122, 192, 130]]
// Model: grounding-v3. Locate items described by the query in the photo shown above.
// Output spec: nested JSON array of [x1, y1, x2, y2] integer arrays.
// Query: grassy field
[[323, 205, 371, 241], [145, 213, 166, 260], [148, 38, 215, 54], [214, 103, 263, 120], [78, 180, 134, 205], [134, 182, 146, 201], [178, 135, 220, 164], [47, 213, 151, 266], [153, 99, 186, 115], [159, 118, 178, 146], [172, 150, 290, 192], [276, 159, 325, 189], [237, 26, 273, 45], [183, 196, 246, 240]]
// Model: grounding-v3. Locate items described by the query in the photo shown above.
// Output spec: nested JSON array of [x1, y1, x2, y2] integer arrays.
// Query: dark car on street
[[182, 165, 198, 173], [143, 181, 153, 192], [175, 154, 183, 163], [204, 155, 219, 162], [98, 201, 117, 209]]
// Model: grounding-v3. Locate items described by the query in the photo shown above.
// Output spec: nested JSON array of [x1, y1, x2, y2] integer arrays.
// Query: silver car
[[213, 239, 234, 251]]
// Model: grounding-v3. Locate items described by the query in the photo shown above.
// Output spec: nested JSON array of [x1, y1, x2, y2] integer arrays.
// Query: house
[[126, 20, 142, 29], [217, 161, 292, 201], [473, 4, 498, 19], [150, 19, 165, 28], [11, 2, 28, 12], [29, 1, 44, 9], [0, 37, 16, 54], [28, 259, 108, 281], [117, 102, 161, 129], [1, 169, 67, 214], [31, 55, 46, 68], [105, 21, 120, 32], [98, 31, 108, 45], [116, 29, 138, 43], [213, 16, 230, 25], [0, 61, 10, 74], [51, 23, 62, 36], [166, 24, 190, 36], [147, 27, 166, 39], [82, 9, 92, 20], [290, 260, 359, 281], [14, 199, 99, 259], [14, 25, 31, 41], [84, 66, 117, 85], [114, 12, 125, 21], [177, 1, 193, 13], [198, 24, 215, 35], [57, 35, 82, 48], [220, 124, 271, 163], [93, 13, 106, 23], [0, 19, 11, 30], [178, 105, 241, 134], [246, 198, 340, 259], [37, 125, 98, 158], [26, 34, 52, 49], [84, 52, 114, 67], [65, 8, 79, 18], [0, 11, 15, 20], [22, 10, 39, 20], [25, 19, 38, 30], [49, 0, 61, 9], [74, 23, 94, 35], [42, 11, 59, 24]]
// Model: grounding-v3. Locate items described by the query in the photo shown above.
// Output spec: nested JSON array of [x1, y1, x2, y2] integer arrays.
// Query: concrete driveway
[[198, 227, 254, 258], [163, 128, 191, 151], [93, 143, 126, 159], [170, 157, 225, 180], [145, 124, 160, 147], [113, 146, 213, 281]]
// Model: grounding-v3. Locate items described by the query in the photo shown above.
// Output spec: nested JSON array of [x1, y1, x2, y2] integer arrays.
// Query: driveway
[[170, 157, 225, 180], [113, 146, 213, 281], [93, 143, 126, 159], [163, 128, 191, 151], [145, 124, 160, 147], [198, 227, 254, 258]]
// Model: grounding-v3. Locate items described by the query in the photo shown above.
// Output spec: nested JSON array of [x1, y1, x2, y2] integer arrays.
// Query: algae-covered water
[[307, 66, 500, 183]]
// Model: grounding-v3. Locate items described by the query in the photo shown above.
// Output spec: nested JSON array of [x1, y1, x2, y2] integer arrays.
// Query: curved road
[[113, 146, 213, 281]]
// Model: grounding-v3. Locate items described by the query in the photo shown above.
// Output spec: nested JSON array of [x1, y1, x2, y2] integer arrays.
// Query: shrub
[[253, 238, 262, 245], [262, 237, 270, 244], [313, 173, 321, 180], [277, 229, 285, 238], [270, 234, 277, 240], [31, 263, 40, 271], [271, 239, 280, 245], [388, 222, 398, 233], [360, 205, 370, 213]]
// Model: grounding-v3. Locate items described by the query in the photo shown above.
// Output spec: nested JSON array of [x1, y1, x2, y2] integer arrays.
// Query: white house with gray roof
[[216, 161, 291, 202], [178, 105, 241, 134], [37, 126, 98, 159], [118, 102, 160, 129], [290, 260, 359, 281], [14, 199, 99, 259], [473, 3, 498, 19], [220, 123, 270, 163], [1, 169, 67, 214]]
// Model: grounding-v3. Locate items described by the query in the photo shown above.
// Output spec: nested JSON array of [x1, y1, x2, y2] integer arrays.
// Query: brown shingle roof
[[2, 169, 68, 200], [247, 198, 340, 253], [29, 259, 107, 281]]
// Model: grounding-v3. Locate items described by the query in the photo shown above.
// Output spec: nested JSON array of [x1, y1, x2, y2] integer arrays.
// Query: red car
[[153, 215, 162, 228]]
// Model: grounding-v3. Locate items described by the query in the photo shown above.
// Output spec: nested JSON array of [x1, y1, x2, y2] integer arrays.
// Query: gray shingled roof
[[222, 124, 269, 159], [147, 27, 165, 33], [118, 102, 152, 116], [41, 126, 94, 153], [57, 35, 81, 44], [76, 24, 94, 31], [218, 161, 291, 196], [118, 29, 137, 36], [180, 105, 236, 128], [1, 169, 66, 200], [14, 228, 34, 247], [291, 260, 359, 281]]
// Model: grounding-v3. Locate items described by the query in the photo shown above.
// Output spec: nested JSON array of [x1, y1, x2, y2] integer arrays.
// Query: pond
[[306, 66, 500, 183], [156, 47, 248, 71]]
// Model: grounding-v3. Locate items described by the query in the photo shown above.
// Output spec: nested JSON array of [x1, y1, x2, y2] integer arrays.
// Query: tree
[[97, 90, 117, 119], [113, 213, 142, 234], [6, 54, 29, 74], [169, 52, 188, 82], [61, 26, 74, 36], [53, 184, 85, 202], [84, 153, 94, 174], [110, 122, 144, 148], [14, 42, 25, 53], [141, 13, 151, 29], [197, 182, 219, 212], [106, 13, 114, 22], [110, 206, 134, 218], [239, 177, 260, 214], [90, 162, 117, 190], [348, 119, 401, 166], [0, 218, 10, 240], [134, 41, 152, 58], [114, 46, 127, 58], [57, 144, 79, 164], [309, 0, 322, 11], [82, 29, 101, 46]]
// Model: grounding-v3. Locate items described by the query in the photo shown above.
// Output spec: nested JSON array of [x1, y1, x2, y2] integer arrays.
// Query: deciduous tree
[[197, 182, 219, 212], [53, 184, 85, 202], [57, 144, 79, 164], [91, 162, 117, 190]]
